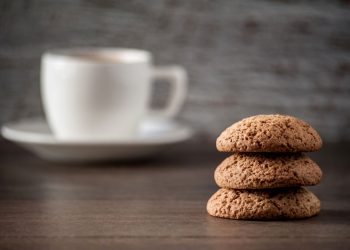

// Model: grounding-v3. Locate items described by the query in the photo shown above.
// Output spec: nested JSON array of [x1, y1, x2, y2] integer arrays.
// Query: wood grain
[[0, 0, 350, 142], [0, 141, 349, 249]]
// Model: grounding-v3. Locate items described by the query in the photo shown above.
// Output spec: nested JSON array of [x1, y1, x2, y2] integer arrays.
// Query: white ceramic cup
[[41, 48, 187, 141]]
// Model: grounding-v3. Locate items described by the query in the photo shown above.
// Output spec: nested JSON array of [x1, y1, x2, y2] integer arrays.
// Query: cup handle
[[149, 65, 188, 119]]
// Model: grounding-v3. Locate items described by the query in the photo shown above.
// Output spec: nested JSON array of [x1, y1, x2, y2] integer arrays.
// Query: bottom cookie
[[207, 187, 320, 220]]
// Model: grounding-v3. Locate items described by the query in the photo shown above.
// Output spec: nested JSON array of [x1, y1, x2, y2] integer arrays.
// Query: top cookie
[[216, 114, 322, 153]]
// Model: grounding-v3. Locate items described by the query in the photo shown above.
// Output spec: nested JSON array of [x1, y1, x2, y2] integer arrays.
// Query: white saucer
[[1, 118, 193, 162]]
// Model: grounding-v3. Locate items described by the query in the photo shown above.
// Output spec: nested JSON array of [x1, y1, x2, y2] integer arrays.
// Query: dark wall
[[1, 0, 350, 142]]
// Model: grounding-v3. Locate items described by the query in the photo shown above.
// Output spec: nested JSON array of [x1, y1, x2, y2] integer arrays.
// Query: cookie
[[216, 114, 322, 152], [207, 187, 320, 220], [214, 153, 322, 189]]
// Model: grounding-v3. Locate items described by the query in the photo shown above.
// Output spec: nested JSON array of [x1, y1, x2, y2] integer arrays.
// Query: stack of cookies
[[207, 114, 323, 220]]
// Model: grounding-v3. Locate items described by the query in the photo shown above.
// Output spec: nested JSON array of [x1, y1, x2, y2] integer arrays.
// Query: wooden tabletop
[[0, 140, 349, 250]]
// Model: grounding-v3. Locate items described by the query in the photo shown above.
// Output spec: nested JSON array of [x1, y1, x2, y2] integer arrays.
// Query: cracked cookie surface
[[216, 114, 322, 152], [207, 187, 320, 220], [215, 153, 322, 189]]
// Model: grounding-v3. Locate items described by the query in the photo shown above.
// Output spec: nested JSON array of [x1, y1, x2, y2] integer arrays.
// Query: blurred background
[[0, 0, 349, 143]]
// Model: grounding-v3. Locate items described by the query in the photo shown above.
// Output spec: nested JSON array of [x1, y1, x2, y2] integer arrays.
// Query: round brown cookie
[[207, 187, 320, 220], [216, 114, 322, 152], [214, 153, 322, 189]]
